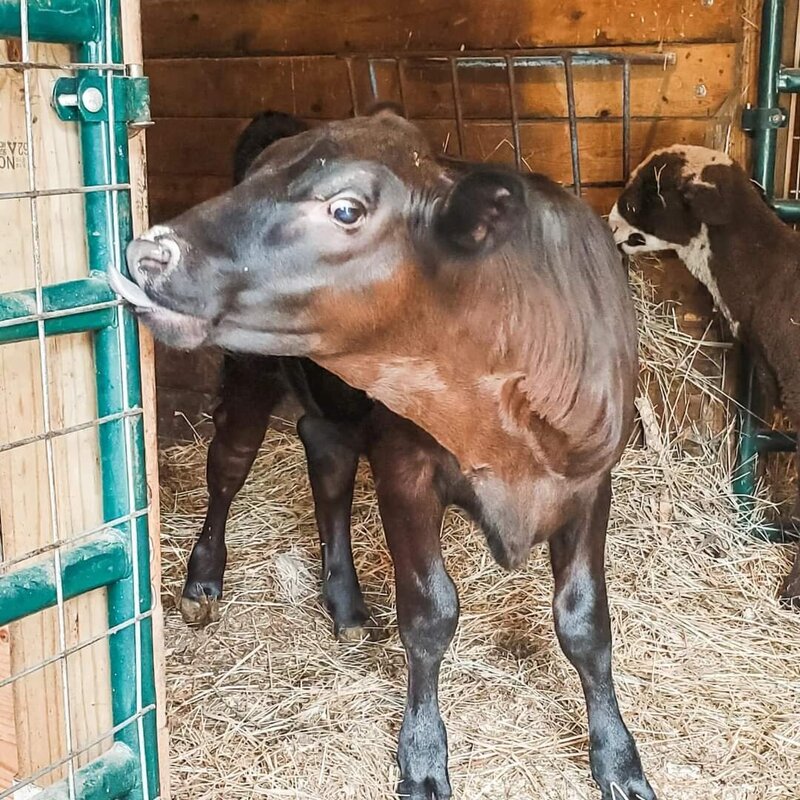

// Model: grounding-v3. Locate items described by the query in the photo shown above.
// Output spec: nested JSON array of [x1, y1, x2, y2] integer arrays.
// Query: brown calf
[[113, 109, 654, 800]]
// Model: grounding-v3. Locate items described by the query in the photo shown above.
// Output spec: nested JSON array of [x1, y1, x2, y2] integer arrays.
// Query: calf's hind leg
[[181, 355, 285, 626], [549, 475, 656, 800], [297, 415, 371, 640]]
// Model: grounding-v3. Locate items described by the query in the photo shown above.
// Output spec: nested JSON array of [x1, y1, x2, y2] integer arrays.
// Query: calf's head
[[608, 144, 752, 254], [112, 110, 525, 354]]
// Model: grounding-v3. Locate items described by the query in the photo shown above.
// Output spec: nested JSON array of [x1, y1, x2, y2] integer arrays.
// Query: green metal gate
[[0, 1, 160, 798]]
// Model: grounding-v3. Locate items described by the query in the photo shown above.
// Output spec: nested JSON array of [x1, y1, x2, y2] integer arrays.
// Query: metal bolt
[[694, 83, 708, 98], [701, 0, 713, 6], [771, 112, 783, 123], [81, 86, 104, 113]]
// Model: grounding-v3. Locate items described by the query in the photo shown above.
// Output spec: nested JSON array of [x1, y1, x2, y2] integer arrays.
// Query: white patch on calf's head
[[608, 202, 676, 254]]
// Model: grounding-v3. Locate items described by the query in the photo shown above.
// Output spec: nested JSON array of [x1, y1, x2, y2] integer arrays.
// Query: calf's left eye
[[330, 197, 366, 227]]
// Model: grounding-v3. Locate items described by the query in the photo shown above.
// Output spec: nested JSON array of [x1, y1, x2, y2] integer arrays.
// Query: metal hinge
[[51, 67, 152, 128], [741, 104, 788, 131]]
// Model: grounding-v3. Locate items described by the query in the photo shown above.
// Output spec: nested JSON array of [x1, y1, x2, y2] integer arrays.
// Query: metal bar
[[0, 530, 130, 628], [622, 58, 632, 183], [755, 428, 798, 453], [449, 58, 465, 156], [778, 66, 800, 92], [732, 351, 760, 514], [340, 48, 676, 68], [0, 605, 152, 692], [396, 58, 408, 117], [0, 182, 130, 202], [773, 197, 800, 222], [77, 2, 160, 794], [735, 0, 791, 518], [0, 407, 142, 455], [33, 743, 138, 800], [0, 0, 100, 43], [563, 54, 581, 195], [504, 55, 522, 170], [345, 57, 359, 116], [752, 520, 800, 543], [0, 275, 116, 343], [752, 0, 785, 196]]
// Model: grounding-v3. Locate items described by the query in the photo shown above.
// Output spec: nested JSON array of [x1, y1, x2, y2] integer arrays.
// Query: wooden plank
[[0, 41, 111, 787], [122, 0, 172, 795], [147, 43, 736, 121], [142, 0, 739, 59], [0, 627, 16, 789], [146, 115, 711, 185]]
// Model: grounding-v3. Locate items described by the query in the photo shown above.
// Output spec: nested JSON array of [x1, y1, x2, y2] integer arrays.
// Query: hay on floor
[[159, 264, 800, 800]]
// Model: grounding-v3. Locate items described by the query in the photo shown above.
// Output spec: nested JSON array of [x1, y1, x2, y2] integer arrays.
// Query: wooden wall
[[142, 0, 747, 440]]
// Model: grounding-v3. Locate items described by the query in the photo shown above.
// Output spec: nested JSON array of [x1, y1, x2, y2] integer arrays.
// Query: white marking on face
[[137, 224, 182, 270], [608, 203, 675, 253], [608, 205, 740, 337]]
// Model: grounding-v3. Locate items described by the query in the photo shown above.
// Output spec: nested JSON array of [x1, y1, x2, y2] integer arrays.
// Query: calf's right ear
[[435, 169, 526, 255]]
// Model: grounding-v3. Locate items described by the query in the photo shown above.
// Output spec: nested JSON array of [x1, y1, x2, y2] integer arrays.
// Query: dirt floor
[[158, 271, 800, 800]]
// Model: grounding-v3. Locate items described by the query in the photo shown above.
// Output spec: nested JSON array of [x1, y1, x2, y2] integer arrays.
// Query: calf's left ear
[[435, 169, 526, 254]]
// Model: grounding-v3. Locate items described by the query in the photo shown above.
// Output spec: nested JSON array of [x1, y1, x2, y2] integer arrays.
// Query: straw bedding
[[159, 264, 800, 800]]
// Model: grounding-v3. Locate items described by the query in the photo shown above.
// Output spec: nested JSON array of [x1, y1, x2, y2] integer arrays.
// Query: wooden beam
[[142, 0, 739, 59], [145, 114, 711, 184], [122, 0, 172, 796]]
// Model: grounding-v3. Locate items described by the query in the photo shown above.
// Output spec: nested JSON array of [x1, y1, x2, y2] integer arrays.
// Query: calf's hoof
[[396, 714, 451, 800], [327, 593, 373, 643], [593, 739, 657, 800], [599, 780, 656, 800], [334, 622, 373, 643], [179, 581, 221, 626], [779, 586, 800, 610], [397, 773, 452, 800]]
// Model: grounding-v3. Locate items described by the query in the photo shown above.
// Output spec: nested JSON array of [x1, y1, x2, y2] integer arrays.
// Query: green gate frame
[[736, 0, 800, 540], [0, 1, 159, 798]]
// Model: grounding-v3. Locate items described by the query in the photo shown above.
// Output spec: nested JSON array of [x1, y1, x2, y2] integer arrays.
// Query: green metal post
[[734, 0, 786, 511], [76, 5, 159, 798], [751, 0, 785, 195], [0, 0, 100, 43], [0, 530, 130, 627]]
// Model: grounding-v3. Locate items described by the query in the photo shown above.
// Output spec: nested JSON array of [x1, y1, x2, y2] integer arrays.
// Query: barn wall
[[141, 0, 746, 441]]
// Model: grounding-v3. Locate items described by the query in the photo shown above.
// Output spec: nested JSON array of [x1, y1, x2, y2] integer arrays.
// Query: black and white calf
[[610, 144, 800, 607]]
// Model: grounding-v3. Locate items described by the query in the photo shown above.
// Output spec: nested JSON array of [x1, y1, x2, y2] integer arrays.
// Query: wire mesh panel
[[0, 1, 160, 798], [337, 48, 675, 199]]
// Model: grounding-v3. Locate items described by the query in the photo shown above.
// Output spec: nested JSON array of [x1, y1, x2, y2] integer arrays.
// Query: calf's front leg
[[369, 414, 458, 800], [549, 475, 656, 800]]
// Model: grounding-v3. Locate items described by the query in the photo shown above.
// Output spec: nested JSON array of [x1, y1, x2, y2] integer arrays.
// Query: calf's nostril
[[626, 232, 646, 247], [126, 236, 180, 280]]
